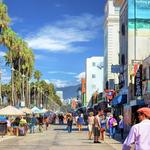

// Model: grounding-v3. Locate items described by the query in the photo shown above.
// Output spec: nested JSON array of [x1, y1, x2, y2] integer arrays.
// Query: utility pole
[[11, 66, 14, 106], [22, 74, 25, 107], [28, 80, 30, 108], [0, 56, 1, 109]]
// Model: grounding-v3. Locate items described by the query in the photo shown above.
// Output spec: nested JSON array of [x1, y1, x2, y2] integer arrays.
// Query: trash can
[[0, 122, 7, 137]]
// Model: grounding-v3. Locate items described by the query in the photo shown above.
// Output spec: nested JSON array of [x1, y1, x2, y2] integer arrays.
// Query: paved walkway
[[0, 125, 123, 150]]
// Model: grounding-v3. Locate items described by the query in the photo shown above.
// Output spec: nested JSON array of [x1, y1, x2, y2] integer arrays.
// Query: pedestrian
[[6, 117, 12, 135], [93, 111, 101, 143], [44, 116, 49, 130], [77, 114, 84, 131], [108, 114, 117, 138], [123, 107, 150, 150], [100, 114, 107, 141], [30, 114, 37, 134], [118, 115, 124, 140], [38, 115, 44, 132], [87, 112, 94, 140], [67, 114, 73, 133]]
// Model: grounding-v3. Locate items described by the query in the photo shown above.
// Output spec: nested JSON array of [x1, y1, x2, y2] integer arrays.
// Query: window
[[121, 24, 125, 36], [92, 62, 96, 66], [92, 74, 96, 78]]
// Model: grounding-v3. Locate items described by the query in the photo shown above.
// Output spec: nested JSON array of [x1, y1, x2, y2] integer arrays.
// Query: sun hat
[[137, 107, 150, 118]]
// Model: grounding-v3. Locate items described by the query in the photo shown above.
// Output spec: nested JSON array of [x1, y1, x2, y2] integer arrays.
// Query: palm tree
[[0, 2, 35, 106], [33, 70, 42, 107]]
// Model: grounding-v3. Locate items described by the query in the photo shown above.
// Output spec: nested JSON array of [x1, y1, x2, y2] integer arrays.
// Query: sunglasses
[[138, 113, 143, 116]]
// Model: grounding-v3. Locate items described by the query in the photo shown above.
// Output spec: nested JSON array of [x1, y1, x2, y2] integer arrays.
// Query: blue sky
[[1, 0, 106, 87]]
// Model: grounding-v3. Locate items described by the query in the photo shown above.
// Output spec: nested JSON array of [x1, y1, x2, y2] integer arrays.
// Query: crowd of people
[[3, 107, 150, 149], [64, 107, 150, 149], [5, 114, 52, 136]]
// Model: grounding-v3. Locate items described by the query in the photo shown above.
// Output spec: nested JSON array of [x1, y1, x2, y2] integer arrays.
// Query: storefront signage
[[134, 64, 142, 96], [111, 65, 123, 73]]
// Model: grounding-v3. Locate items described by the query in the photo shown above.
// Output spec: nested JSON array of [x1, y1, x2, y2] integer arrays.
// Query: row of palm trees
[[0, 2, 62, 108]]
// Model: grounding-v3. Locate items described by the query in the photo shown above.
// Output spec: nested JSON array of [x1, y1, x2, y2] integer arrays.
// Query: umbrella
[[41, 108, 48, 113], [31, 106, 41, 114], [20, 107, 32, 114], [0, 105, 25, 116], [0, 116, 7, 122]]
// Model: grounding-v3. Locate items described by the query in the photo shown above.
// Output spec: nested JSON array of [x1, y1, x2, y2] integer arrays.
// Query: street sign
[[111, 65, 123, 73]]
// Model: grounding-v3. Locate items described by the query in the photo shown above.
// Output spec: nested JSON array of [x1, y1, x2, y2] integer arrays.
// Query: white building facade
[[104, 0, 120, 89], [86, 56, 104, 105], [56, 91, 64, 102]]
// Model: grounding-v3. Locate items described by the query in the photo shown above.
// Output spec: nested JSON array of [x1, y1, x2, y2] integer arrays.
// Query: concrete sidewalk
[[104, 133, 123, 150], [0, 126, 125, 150], [0, 135, 16, 143]]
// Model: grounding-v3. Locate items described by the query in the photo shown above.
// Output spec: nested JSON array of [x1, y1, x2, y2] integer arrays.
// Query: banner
[[134, 64, 143, 96]]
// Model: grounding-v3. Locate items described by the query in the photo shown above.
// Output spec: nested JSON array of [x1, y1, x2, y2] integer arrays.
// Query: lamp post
[[34, 84, 36, 106], [40, 88, 43, 108], [0, 67, 2, 106], [28, 81, 30, 107], [22, 74, 25, 107], [11, 66, 15, 106]]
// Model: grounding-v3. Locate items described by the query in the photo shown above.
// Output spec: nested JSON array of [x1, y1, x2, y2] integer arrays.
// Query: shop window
[[92, 74, 96, 78], [121, 24, 125, 36], [92, 62, 96, 66]]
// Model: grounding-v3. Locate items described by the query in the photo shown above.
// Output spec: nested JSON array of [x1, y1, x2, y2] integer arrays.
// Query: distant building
[[56, 91, 64, 102], [86, 56, 104, 105], [104, 0, 120, 89], [81, 78, 86, 106]]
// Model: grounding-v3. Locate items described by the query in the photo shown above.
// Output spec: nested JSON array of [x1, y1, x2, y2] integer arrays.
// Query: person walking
[[108, 114, 117, 139], [100, 114, 107, 141], [87, 112, 94, 140], [93, 111, 101, 143], [123, 107, 150, 150], [118, 115, 124, 140], [38, 115, 44, 132], [67, 114, 73, 133], [44, 116, 49, 130], [30, 114, 37, 133], [77, 114, 84, 131]]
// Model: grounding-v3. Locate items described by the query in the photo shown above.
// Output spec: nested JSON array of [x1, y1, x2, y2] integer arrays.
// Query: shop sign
[[134, 64, 142, 96], [111, 65, 123, 73]]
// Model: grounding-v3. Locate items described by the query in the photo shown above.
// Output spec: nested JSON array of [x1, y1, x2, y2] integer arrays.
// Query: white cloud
[[2, 76, 11, 83], [35, 54, 45, 60], [75, 72, 85, 82], [25, 14, 103, 53], [45, 79, 69, 88], [45, 72, 85, 88], [48, 71, 76, 75], [0, 51, 5, 57]]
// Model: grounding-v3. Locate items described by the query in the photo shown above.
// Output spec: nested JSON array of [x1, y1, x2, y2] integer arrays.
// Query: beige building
[[104, 0, 120, 89]]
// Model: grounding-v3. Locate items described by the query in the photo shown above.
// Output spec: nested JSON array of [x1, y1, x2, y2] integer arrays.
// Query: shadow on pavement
[[53, 127, 88, 132]]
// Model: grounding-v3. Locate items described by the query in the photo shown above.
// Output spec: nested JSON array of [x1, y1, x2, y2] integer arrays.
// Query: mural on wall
[[124, 105, 132, 127], [128, 0, 150, 29]]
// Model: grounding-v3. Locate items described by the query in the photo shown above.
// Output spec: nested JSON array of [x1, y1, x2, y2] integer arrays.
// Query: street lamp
[[0, 67, 2, 106], [33, 84, 36, 106], [22, 74, 25, 107], [11, 66, 15, 106], [40, 88, 43, 108]]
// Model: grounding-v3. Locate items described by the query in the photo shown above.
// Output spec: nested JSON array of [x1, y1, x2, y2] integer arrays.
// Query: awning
[[112, 94, 127, 106]]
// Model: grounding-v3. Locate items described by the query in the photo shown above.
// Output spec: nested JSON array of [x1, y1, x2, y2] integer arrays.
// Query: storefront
[[111, 94, 127, 116], [130, 99, 147, 125]]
